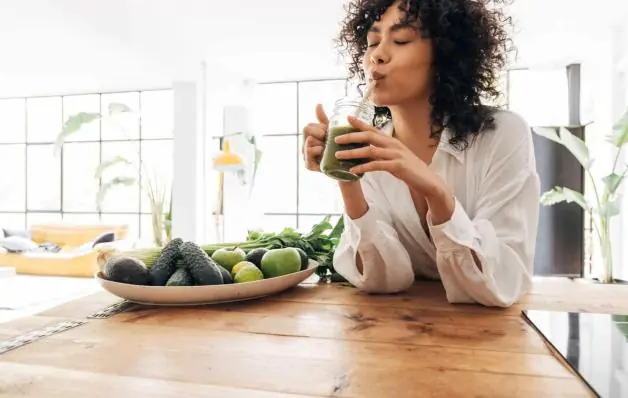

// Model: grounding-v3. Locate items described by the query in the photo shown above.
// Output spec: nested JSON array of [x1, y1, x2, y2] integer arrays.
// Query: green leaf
[[54, 112, 101, 156], [532, 127, 562, 144], [602, 173, 624, 196], [329, 216, 345, 240], [597, 197, 622, 218], [309, 216, 333, 237], [540, 187, 590, 211], [108, 102, 133, 115], [558, 127, 593, 169], [608, 108, 628, 147], [94, 156, 133, 179], [96, 176, 137, 212]]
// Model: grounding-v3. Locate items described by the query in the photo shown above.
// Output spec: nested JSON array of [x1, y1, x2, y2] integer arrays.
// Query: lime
[[232, 261, 255, 277], [234, 263, 264, 283], [211, 247, 246, 272]]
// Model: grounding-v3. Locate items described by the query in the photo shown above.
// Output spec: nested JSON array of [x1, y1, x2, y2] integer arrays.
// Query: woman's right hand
[[302, 104, 329, 172], [303, 104, 368, 220]]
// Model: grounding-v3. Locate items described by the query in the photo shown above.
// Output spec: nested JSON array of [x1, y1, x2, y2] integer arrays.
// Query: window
[[251, 79, 347, 233], [0, 89, 174, 243], [507, 68, 569, 126]]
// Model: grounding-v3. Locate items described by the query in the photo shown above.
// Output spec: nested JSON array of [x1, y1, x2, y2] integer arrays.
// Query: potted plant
[[54, 102, 172, 247], [533, 108, 628, 283]]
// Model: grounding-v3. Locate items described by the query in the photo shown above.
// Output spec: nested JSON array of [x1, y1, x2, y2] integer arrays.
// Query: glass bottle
[[320, 96, 375, 181]]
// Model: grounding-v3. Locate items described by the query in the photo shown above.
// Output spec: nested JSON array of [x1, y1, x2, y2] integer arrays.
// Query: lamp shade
[[212, 139, 244, 172]]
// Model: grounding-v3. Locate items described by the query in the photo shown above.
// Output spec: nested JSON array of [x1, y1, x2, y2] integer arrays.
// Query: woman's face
[[363, 2, 434, 107]]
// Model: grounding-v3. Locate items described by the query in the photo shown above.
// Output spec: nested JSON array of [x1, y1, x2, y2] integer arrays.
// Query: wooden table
[[1, 276, 628, 397]]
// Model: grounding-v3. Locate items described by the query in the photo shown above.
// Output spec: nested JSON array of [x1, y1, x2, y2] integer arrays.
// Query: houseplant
[[534, 108, 628, 283], [54, 102, 172, 247]]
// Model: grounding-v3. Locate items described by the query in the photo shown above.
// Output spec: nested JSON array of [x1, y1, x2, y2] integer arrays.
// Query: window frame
[[0, 88, 173, 241]]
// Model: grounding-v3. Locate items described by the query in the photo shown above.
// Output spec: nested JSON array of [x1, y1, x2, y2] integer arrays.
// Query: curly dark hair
[[336, 0, 514, 150]]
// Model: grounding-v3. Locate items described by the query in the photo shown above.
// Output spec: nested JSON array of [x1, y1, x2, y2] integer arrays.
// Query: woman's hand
[[335, 115, 455, 224], [301, 104, 329, 172], [335, 116, 444, 196]]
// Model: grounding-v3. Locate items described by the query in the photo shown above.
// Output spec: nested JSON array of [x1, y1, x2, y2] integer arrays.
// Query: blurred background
[[0, 0, 627, 288]]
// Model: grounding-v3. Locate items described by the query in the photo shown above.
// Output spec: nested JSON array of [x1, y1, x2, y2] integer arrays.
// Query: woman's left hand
[[335, 116, 443, 197]]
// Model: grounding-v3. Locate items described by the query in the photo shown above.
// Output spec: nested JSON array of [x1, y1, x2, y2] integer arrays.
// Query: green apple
[[260, 248, 301, 278], [211, 247, 246, 272], [234, 263, 264, 283]]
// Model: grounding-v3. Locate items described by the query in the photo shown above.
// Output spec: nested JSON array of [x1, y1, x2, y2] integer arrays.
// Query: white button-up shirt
[[333, 110, 541, 307]]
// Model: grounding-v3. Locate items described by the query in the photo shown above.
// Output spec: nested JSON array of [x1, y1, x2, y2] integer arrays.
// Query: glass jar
[[320, 96, 375, 181]]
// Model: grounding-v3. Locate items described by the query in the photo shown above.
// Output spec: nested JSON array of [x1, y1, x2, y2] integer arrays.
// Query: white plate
[[95, 260, 318, 306]]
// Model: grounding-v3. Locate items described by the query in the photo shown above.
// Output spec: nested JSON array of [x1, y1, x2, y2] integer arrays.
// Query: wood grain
[[2, 277, 622, 397], [1, 323, 583, 397], [110, 300, 550, 354], [0, 362, 318, 398]]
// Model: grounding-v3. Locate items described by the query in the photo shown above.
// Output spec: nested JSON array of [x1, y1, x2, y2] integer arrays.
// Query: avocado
[[245, 248, 268, 268], [103, 256, 152, 285], [150, 237, 183, 286], [217, 264, 233, 284], [180, 241, 224, 285], [166, 267, 194, 286], [296, 248, 309, 270]]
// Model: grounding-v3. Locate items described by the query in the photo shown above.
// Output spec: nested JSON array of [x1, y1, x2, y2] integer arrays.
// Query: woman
[[302, 0, 540, 308]]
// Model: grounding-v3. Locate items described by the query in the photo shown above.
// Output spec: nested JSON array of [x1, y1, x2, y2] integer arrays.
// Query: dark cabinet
[[531, 125, 586, 276]]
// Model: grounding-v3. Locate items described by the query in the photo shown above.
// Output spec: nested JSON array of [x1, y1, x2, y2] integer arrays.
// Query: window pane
[[298, 80, 347, 133], [62, 94, 100, 142], [62, 213, 101, 225], [27, 212, 62, 228], [252, 83, 297, 135], [100, 142, 140, 213], [100, 213, 139, 241], [297, 135, 344, 214], [27, 97, 62, 143], [0, 213, 26, 230], [141, 90, 173, 139], [62, 142, 100, 212], [0, 144, 26, 211], [27, 144, 61, 211], [508, 68, 568, 126], [140, 140, 173, 213], [101, 92, 140, 140], [258, 215, 297, 233], [256, 135, 297, 213], [0, 99, 26, 143], [298, 215, 341, 234], [140, 214, 157, 244]]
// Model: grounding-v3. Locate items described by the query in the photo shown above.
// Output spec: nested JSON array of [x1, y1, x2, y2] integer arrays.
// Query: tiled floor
[[0, 269, 100, 323]]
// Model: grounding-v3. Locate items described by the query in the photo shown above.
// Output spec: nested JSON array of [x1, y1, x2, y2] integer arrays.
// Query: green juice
[[320, 125, 369, 181]]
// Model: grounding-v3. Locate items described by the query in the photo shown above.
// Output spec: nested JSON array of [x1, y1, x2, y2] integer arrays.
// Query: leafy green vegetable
[[126, 215, 345, 280]]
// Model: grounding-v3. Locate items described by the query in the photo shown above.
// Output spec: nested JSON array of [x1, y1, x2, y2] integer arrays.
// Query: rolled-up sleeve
[[333, 174, 415, 293], [427, 118, 540, 307]]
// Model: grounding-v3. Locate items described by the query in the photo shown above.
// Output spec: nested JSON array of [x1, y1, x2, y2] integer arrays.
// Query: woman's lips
[[370, 71, 386, 81]]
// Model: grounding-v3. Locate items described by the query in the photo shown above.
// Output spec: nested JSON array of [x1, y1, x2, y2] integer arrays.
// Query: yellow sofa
[[0, 224, 128, 278]]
